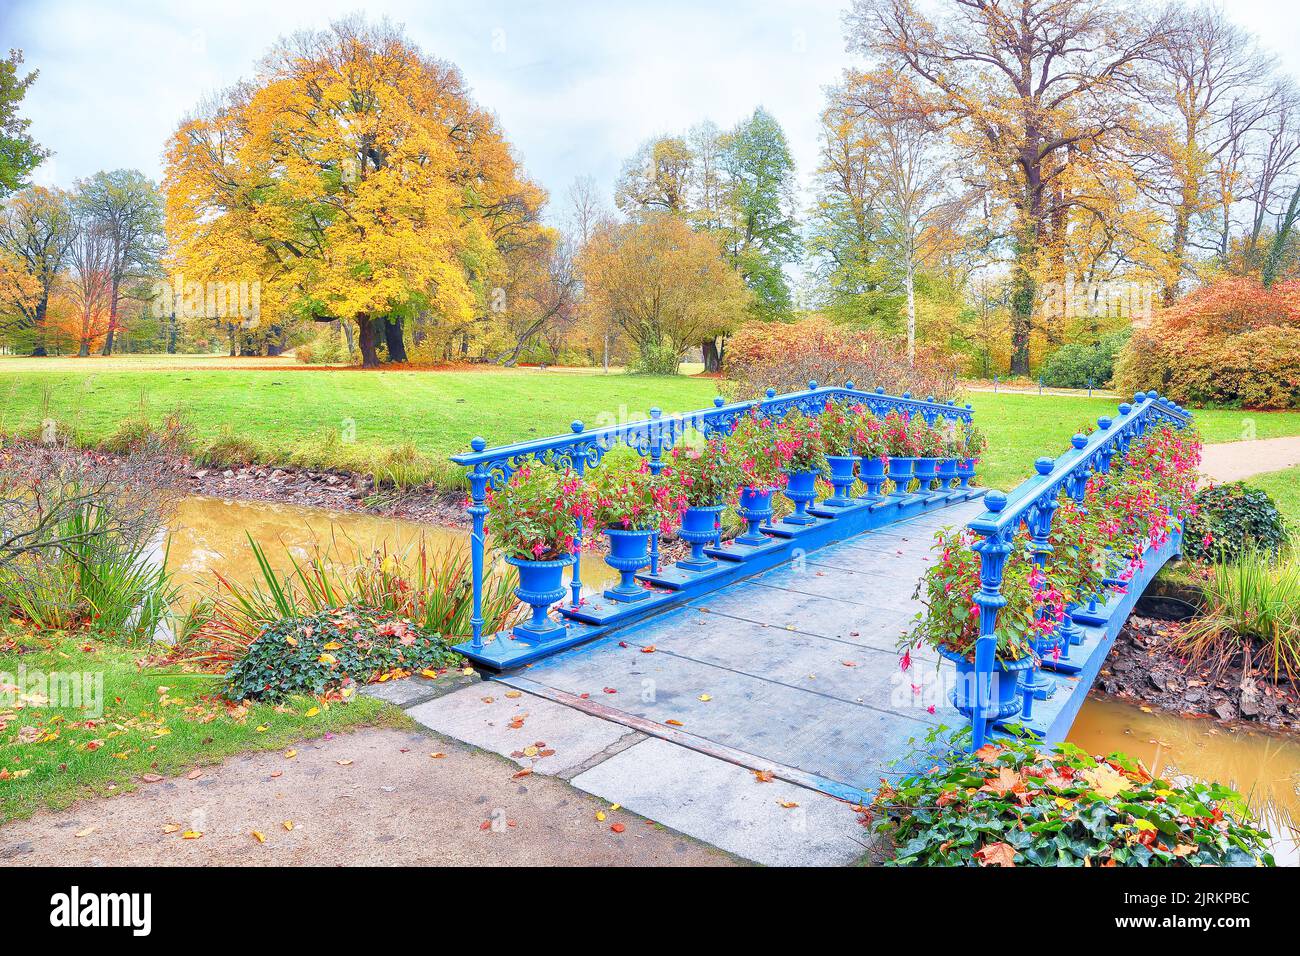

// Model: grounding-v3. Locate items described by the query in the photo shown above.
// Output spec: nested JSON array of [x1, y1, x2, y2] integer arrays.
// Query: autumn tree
[[75, 170, 165, 355], [0, 51, 45, 197], [0, 186, 77, 355], [579, 213, 749, 373], [164, 17, 545, 367], [63, 214, 114, 356], [847, 0, 1168, 376]]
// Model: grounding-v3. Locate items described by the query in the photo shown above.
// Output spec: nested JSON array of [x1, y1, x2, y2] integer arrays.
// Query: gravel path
[[0, 727, 737, 867], [1200, 436, 1300, 484]]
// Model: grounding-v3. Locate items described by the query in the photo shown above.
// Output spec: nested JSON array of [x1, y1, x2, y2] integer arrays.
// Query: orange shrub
[[724, 317, 962, 401], [1115, 279, 1300, 409]]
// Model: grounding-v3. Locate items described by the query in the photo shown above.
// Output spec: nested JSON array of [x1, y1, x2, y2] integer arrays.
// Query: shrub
[[172, 535, 518, 672], [0, 443, 180, 638], [626, 341, 680, 376], [295, 325, 350, 365], [225, 605, 461, 702], [198, 424, 265, 467], [100, 405, 194, 457], [1114, 277, 1300, 408], [863, 732, 1274, 866], [664, 438, 744, 508], [1183, 482, 1288, 563], [1175, 548, 1300, 683], [586, 464, 684, 533], [724, 316, 962, 401], [1038, 331, 1128, 389]]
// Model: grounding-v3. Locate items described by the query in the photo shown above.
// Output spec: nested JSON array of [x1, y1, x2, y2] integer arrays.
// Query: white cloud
[[8, 0, 1298, 224]]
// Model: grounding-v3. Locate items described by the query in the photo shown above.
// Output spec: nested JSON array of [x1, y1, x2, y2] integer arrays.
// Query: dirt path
[[1200, 436, 1300, 484], [0, 727, 737, 867]]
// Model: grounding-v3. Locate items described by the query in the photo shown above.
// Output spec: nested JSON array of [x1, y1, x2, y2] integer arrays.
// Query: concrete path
[[0, 726, 736, 867], [1200, 436, 1300, 484], [407, 501, 985, 866]]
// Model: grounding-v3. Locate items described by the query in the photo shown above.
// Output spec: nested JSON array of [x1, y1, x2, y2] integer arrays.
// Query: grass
[[0, 626, 404, 824], [2, 357, 1299, 494], [1245, 466, 1300, 530]]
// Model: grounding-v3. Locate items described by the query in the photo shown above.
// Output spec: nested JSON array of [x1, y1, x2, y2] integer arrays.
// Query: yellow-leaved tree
[[164, 17, 545, 366]]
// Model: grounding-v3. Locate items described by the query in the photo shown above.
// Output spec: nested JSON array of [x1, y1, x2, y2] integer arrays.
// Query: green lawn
[[0, 627, 404, 824], [2, 358, 1298, 493], [1245, 465, 1300, 530]]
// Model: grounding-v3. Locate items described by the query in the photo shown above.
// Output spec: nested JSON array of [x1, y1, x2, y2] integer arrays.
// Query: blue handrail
[[451, 380, 973, 650], [964, 390, 1194, 751]]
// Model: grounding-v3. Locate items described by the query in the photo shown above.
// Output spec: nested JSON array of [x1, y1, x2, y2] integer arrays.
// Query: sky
[[5, 0, 1300, 226]]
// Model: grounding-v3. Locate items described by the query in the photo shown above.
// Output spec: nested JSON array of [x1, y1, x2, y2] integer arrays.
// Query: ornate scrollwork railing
[[963, 390, 1194, 751], [451, 380, 973, 650]]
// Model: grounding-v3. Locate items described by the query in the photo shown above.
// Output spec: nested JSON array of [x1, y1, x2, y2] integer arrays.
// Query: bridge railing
[[964, 390, 1194, 751], [451, 381, 974, 650]]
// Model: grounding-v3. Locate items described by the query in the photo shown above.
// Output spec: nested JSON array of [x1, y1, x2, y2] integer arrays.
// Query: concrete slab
[[570, 737, 872, 867], [405, 685, 638, 776], [360, 671, 476, 708]]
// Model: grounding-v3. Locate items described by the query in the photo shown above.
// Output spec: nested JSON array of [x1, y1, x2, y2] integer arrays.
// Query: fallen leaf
[[140, 773, 163, 783], [186, 769, 202, 780], [512, 768, 532, 779], [777, 800, 799, 809], [251, 830, 266, 844], [304, 706, 320, 717], [753, 770, 775, 783], [1080, 764, 1133, 800], [974, 841, 1016, 867], [284, 749, 297, 759], [698, 694, 712, 702], [181, 830, 203, 840], [610, 823, 626, 833], [596, 810, 606, 822], [282, 821, 294, 832], [602, 687, 617, 694], [640, 645, 656, 653], [505, 690, 521, 699], [161, 824, 181, 834], [429, 752, 446, 759], [75, 826, 97, 838], [336, 759, 353, 766], [665, 719, 684, 727], [269, 770, 283, 779]]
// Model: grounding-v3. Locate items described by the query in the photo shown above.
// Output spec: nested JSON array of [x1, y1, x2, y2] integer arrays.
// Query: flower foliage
[[774, 410, 829, 473], [818, 399, 863, 457], [881, 411, 918, 457], [586, 463, 685, 533], [664, 438, 744, 508], [725, 411, 793, 490], [484, 464, 586, 561], [863, 732, 1274, 867]]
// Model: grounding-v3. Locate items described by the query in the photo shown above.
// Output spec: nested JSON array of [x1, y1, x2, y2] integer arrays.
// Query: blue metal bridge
[[448, 385, 1192, 799]]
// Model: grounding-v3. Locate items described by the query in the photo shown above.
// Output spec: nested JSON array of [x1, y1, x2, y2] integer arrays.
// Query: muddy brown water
[[166, 496, 1299, 864], [165, 494, 619, 605], [1070, 697, 1299, 864]]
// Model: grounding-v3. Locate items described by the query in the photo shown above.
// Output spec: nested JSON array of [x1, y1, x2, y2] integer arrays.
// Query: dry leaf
[[336, 759, 353, 766], [753, 770, 775, 783], [282, 821, 294, 832], [610, 823, 626, 833], [75, 826, 97, 838], [251, 830, 266, 844], [974, 841, 1016, 867], [181, 830, 203, 840], [161, 824, 181, 834]]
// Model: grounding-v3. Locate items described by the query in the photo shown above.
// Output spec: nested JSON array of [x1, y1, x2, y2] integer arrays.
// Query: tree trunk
[[383, 317, 407, 362], [167, 315, 178, 354], [904, 260, 916, 367], [701, 337, 721, 374], [357, 316, 381, 367], [30, 293, 49, 357]]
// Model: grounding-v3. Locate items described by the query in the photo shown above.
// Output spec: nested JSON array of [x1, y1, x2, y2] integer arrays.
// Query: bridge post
[[466, 438, 490, 651], [647, 408, 665, 575], [970, 491, 1011, 752], [569, 421, 586, 608], [1020, 458, 1060, 716]]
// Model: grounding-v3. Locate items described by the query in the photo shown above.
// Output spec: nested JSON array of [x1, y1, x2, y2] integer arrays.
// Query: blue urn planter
[[888, 456, 917, 494], [603, 528, 655, 603], [823, 455, 858, 507], [677, 504, 724, 572], [858, 455, 889, 499], [914, 457, 940, 491], [781, 469, 819, 525], [736, 486, 777, 545], [956, 457, 977, 490], [938, 458, 959, 490], [505, 554, 574, 643], [938, 645, 1034, 737]]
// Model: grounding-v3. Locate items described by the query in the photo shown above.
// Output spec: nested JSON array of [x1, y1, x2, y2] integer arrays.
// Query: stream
[[166, 494, 1300, 863]]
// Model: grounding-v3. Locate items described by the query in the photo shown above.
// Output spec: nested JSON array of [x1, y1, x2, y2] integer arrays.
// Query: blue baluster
[[1021, 458, 1061, 715], [969, 491, 1014, 752], [647, 407, 665, 575], [466, 438, 490, 651], [569, 420, 585, 608]]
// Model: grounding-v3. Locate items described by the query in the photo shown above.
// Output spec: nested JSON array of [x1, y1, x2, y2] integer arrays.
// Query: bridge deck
[[497, 501, 987, 801]]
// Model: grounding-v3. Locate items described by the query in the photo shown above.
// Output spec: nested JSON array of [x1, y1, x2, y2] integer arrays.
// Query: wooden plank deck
[[497, 502, 987, 801]]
